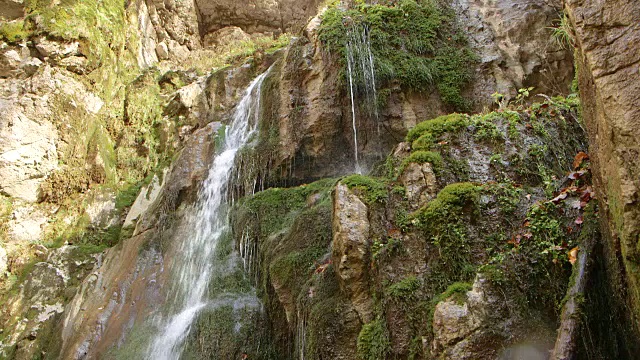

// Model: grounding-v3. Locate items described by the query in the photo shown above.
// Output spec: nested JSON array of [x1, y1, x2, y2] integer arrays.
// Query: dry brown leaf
[[568, 246, 579, 265], [573, 152, 590, 169]]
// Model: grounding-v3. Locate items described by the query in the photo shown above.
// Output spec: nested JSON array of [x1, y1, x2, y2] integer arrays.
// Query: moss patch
[[357, 318, 391, 360]]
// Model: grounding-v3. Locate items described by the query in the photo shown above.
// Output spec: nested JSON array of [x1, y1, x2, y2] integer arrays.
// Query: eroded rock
[[332, 182, 373, 323], [400, 162, 438, 209], [453, 0, 572, 102]]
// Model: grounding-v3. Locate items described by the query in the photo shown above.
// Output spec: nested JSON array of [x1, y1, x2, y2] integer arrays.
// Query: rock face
[[0, 246, 99, 359], [135, 0, 202, 65], [0, 65, 103, 203], [400, 161, 438, 209], [454, 0, 572, 101], [60, 123, 218, 359], [332, 183, 373, 323], [431, 276, 554, 360], [196, 0, 322, 35], [565, 0, 640, 335]]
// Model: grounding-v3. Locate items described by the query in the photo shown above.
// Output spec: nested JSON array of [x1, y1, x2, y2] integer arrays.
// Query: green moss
[[240, 178, 336, 238], [406, 113, 469, 143], [319, 0, 476, 110], [341, 174, 388, 204], [0, 20, 30, 42], [413, 183, 480, 289], [403, 150, 442, 168], [357, 318, 391, 360], [434, 281, 472, 304], [386, 276, 421, 299], [270, 245, 328, 288]]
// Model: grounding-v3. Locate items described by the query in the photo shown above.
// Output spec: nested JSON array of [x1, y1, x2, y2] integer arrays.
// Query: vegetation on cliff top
[[318, 0, 477, 110]]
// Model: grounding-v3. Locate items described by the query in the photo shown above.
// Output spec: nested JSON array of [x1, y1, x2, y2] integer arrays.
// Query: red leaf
[[573, 152, 590, 170], [508, 234, 522, 246]]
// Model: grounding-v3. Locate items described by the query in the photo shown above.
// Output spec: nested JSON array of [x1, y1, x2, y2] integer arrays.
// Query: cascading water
[[147, 69, 270, 359], [345, 22, 378, 174]]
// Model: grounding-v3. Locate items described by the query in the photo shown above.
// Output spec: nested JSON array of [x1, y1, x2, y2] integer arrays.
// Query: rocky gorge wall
[[565, 0, 640, 341], [1, 0, 637, 358]]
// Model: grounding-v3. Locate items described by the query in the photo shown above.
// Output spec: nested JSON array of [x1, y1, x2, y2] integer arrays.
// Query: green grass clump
[[357, 318, 391, 360], [341, 174, 388, 204], [319, 0, 477, 110]]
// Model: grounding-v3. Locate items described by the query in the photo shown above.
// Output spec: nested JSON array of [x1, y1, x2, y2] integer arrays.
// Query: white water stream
[[147, 69, 270, 359], [345, 23, 378, 174]]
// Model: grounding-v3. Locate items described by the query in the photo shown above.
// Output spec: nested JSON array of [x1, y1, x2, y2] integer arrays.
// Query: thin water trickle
[[147, 69, 271, 359], [345, 23, 378, 174]]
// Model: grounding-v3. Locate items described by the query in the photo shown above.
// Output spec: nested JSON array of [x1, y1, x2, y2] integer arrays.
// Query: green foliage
[[483, 182, 523, 215], [357, 319, 391, 360], [471, 114, 504, 144], [550, 14, 574, 49], [319, 0, 476, 110], [372, 236, 403, 260], [526, 202, 568, 261], [342, 174, 388, 204]]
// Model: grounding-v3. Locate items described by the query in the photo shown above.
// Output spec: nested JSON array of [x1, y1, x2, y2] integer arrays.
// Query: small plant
[[549, 14, 575, 49], [514, 87, 535, 107], [491, 91, 508, 109]]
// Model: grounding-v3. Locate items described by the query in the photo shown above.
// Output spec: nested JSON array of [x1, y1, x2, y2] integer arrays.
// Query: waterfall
[[295, 310, 307, 360], [147, 69, 270, 359], [345, 23, 378, 174]]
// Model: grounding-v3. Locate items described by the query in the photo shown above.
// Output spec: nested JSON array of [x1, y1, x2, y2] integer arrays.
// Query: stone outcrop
[[195, 0, 322, 35], [565, 0, 640, 335], [135, 0, 202, 66], [400, 161, 438, 209], [332, 183, 373, 323], [0, 65, 103, 203], [0, 246, 100, 359], [432, 276, 554, 360], [454, 0, 573, 101]]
